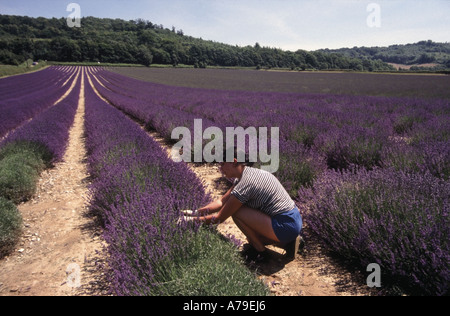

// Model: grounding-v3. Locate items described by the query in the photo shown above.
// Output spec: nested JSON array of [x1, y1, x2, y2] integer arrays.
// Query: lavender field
[[0, 67, 78, 139], [111, 67, 450, 98], [0, 66, 448, 296], [94, 67, 449, 295]]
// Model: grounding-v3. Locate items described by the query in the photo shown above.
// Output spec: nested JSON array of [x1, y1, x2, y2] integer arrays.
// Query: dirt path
[[0, 69, 106, 296]]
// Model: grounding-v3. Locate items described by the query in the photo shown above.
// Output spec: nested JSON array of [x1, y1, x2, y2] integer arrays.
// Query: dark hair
[[222, 146, 254, 166]]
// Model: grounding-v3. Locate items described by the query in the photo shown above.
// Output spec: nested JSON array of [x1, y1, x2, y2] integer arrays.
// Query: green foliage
[[0, 60, 47, 77], [394, 116, 417, 135], [291, 125, 317, 148], [0, 197, 22, 258], [0, 140, 52, 164], [320, 40, 450, 70], [0, 140, 51, 256], [151, 227, 269, 296], [0, 141, 50, 203], [0, 14, 395, 71], [276, 154, 319, 197]]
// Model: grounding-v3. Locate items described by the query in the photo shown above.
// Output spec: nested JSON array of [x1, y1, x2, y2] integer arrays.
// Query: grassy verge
[[0, 141, 51, 204], [0, 141, 52, 258], [0, 59, 49, 78], [0, 61, 48, 78], [153, 227, 269, 296], [0, 197, 22, 258]]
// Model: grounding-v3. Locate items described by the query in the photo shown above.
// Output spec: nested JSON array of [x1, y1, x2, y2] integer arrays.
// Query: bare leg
[[232, 206, 280, 252]]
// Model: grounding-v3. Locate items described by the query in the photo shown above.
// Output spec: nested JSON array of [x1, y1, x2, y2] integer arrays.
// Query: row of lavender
[[93, 67, 449, 295], [90, 70, 323, 195], [0, 66, 72, 100], [83, 70, 268, 295], [98, 68, 449, 179], [0, 66, 78, 139], [1, 73, 81, 163], [0, 69, 81, 200], [94, 69, 449, 191], [0, 69, 81, 257]]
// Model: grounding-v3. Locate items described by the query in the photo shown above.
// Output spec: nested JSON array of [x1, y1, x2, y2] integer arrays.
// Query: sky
[[1, 0, 449, 51]]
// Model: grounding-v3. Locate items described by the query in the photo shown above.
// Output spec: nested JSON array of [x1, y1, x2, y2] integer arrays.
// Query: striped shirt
[[231, 167, 296, 218]]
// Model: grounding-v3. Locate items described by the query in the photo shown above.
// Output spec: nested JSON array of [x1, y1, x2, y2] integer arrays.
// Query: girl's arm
[[197, 185, 235, 215], [199, 195, 243, 225]]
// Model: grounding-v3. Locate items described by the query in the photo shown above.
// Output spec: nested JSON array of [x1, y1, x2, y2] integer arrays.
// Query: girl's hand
[[181, 209, 199, 217], [177, 215, 197, 226]]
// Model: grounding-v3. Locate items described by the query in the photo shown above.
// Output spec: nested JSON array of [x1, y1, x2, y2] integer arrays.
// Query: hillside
[[319, 41, 450, 71], [0, 14, 394, 71]]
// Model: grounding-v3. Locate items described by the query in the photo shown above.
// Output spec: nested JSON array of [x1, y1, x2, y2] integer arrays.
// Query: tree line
[[0, 14, 396, 71], [320, 40, 450, 70]]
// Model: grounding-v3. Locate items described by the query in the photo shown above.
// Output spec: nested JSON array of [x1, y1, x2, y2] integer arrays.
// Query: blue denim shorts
[[272, 207, 303, 244]]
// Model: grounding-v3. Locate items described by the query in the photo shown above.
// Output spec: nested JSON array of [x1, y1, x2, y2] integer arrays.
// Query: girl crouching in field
[[182, 149, 303, 262]]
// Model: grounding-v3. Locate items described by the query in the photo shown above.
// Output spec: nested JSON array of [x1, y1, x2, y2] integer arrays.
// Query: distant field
[[388, 63, 440, 70], [0, 63, 48, 78], [110, 67, 450, 99]]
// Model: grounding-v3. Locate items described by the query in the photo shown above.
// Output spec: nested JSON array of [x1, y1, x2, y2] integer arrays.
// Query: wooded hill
[[319, 41, 450, 71], [1, 14, 396, 71]]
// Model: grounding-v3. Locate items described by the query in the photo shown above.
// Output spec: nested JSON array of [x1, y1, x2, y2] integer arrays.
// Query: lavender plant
[[0, 196, 22, 258], [299, 167, 449, 295]]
